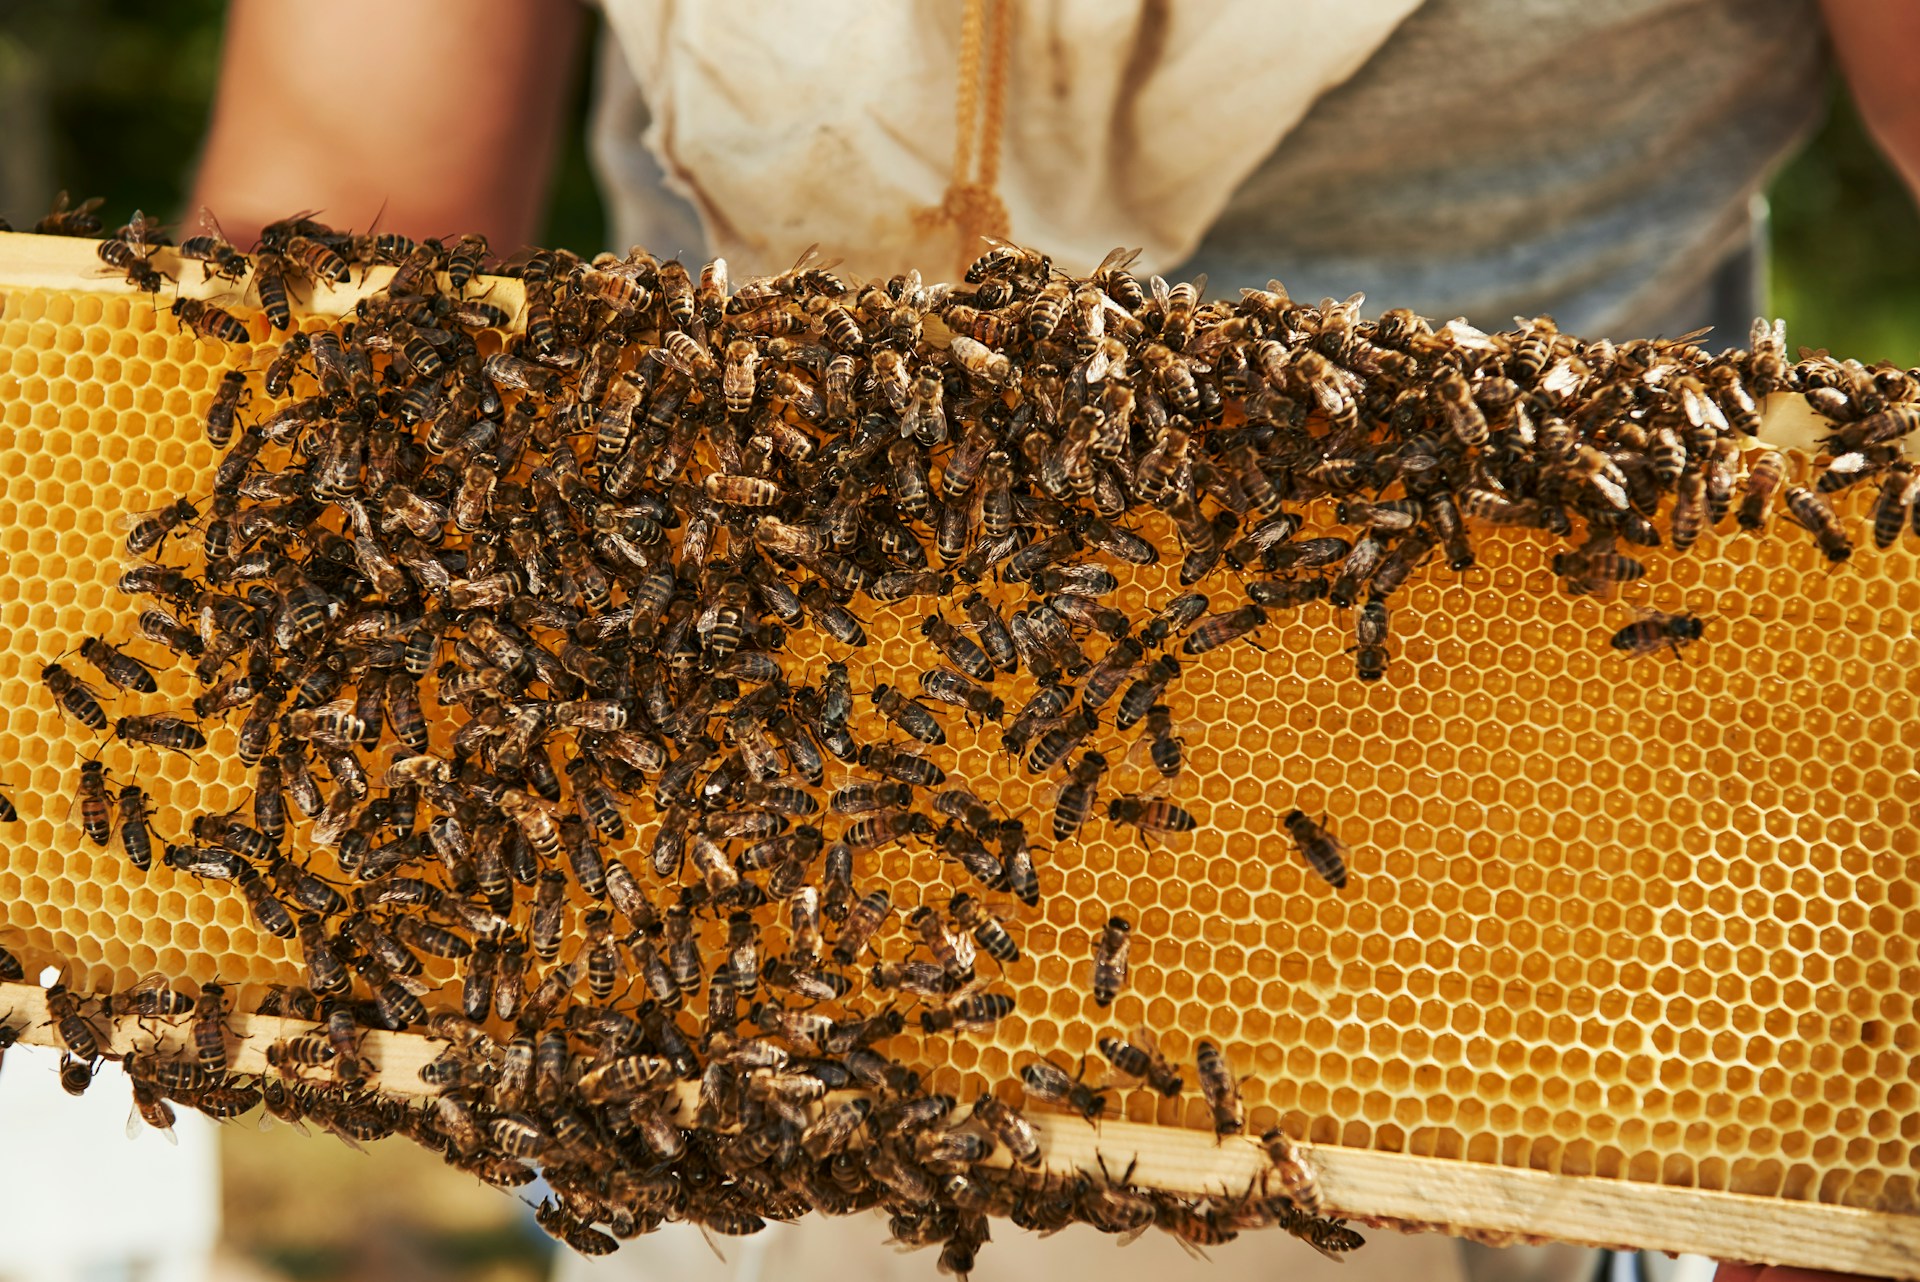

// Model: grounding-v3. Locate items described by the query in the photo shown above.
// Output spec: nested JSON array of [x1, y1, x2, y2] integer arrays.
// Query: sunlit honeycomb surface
[[1, 280, 1918, 1215]]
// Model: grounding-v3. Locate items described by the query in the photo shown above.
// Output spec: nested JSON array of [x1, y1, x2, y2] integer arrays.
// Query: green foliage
[[1770, 83, 1920, 367]]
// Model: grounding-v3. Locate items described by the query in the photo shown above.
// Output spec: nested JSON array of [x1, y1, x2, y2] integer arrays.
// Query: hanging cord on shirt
[[915, 0, 1014, 279]]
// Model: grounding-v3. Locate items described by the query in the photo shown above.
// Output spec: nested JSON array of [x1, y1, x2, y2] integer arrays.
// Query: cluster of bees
[[3, 191, 1914, 1266]]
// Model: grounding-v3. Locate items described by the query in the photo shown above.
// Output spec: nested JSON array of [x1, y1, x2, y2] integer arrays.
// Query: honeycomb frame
[[0, 231, 1915, 1275]]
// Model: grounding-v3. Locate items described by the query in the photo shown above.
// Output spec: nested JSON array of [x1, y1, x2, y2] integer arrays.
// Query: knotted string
[[914, 0, 1014, 279]]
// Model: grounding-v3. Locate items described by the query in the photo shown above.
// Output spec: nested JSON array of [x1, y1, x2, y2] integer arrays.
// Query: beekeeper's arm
[[187, 0, 582, 250], [1824, 0, 1920, 205]]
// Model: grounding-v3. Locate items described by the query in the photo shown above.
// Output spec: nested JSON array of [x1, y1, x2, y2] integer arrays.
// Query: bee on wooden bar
[[1196, 1040, 1245, 1137], [172, 298, 251, 344], [1100, 1026, 1183, 1097], [1020, 1057, 1109, 1122]]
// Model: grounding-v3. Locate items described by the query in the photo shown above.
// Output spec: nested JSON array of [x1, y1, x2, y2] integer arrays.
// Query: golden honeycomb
[[2, 251, 1918, 1229]]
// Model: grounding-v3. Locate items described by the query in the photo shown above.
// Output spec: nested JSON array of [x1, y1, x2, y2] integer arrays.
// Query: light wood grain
[[6, 977, 1916, 1277], [0, 228, 525, 318]]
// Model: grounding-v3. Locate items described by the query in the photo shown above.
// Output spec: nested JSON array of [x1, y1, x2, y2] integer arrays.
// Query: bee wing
[[1076, 346, 1114, 386], [1539, 357, 1585, 398], [127, 1101, 178, 1145], [1150, 274, 1171, 309], [124, 210, 160, 253], [189, 205, 233, 244], [1441, 317, 1502, 353], [653, 343, 703, 380], [1098, 292, 1136, 323], [943, 975, 993, 1007], [1189, 272, 1209, 303], [114, 502, 184, 531], [789, 242, 841, 275], [119, 972, 181, 1009], [1095, 246, 1142, 275]]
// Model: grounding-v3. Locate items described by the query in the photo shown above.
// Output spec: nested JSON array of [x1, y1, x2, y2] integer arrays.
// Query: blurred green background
[[1, 3, 1915, 363]]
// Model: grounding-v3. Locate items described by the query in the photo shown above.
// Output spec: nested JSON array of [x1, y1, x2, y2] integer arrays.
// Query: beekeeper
[[186, 0, 1920, 340], [186, 4, 1914, 1282]]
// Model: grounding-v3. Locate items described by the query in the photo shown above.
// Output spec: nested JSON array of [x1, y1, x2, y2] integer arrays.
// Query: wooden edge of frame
[[0, 228, 527, 321], [0, 229, 1851, 459], [4, 981, 1915, 1277]]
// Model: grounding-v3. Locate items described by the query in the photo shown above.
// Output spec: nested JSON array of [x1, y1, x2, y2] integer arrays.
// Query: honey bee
[[918, 613, 994, 682], [51, 1057, 96, 1107], [34, 190, 104, 236], [1051, 750, 1107, 842], [949, 335, 1011, 388], [968, 237, 1050, 284], [1261, 1129, 1325, 1214], [656, 256, 698, 322], [1181, 603, 1267, 656], [172, 298, 251, 344], [74, 760, 113, 846], [1099, 1026, 1183, 1097], [1609, 608, 1707, 660], [178, 214, 250, 281], [861, 346, 910, 413], [43, 983, 103, 1061], [830, 887, 891, 965], [703, 472, 784, 508], [957, 591, 1018, 673], [871, 682, 946, 745], [1284, 810, 1350, 888], [1737, 450, 1788, 530], [844, 808, 935, 852], [918, 667, 1003, 722], [114, 783, 156, 870], [831, 780, 914, 815], [578, 260, 654, 316], [1027, 706, 1096, 774], [1349, 598, 1391, 683], [193, 366, 252, 447], [1431, 368, 1488, 446], [1107, 795, 1197, 837], [969, 1092, 1042, 1166], [120, 496, 199, 557], [1872, 461, 1920, 549], [1196, 1040, 1245, 1137], [443, 233, 488, 290], [43, 662, 108, 729], [1020, 1057, 1109, 1121], [903, 370, 948, 446], [1783, 484, 1853, 562], [1283, 1212, 1367, 1261], [1136, 592, 1208, 649], [279, 232, 349, 288], [536, 1199, 619, 1257]]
